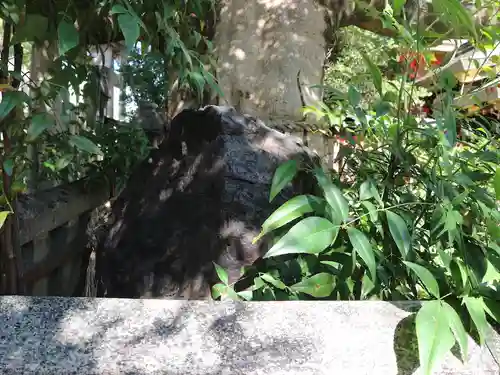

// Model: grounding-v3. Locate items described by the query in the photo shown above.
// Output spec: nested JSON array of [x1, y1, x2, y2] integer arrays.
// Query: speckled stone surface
[[0, 297, 499, 374]]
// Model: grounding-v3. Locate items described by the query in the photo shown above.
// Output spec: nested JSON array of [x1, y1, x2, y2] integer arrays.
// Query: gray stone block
[[0, 297, 498, 374]]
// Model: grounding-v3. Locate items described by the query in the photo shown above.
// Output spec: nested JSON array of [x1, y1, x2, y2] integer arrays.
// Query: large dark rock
[[95, 106, 316, 299]]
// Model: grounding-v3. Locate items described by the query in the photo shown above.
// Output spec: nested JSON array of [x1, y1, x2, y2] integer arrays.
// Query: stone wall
[[1, 297, 499, 374]]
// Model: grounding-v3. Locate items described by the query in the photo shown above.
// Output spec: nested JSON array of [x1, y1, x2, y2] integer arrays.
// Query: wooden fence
[[0, 179, 110, 296]]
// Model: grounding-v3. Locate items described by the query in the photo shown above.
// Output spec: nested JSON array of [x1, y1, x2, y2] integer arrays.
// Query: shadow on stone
[[0, 298, 319, 374], [393, 314, 420, 375]]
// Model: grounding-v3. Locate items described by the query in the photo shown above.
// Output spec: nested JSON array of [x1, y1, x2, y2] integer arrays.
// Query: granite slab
[[0, 297, 499, 374]]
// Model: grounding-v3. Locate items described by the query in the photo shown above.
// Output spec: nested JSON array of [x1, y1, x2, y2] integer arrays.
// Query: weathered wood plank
[[16, 178, 110, 246]]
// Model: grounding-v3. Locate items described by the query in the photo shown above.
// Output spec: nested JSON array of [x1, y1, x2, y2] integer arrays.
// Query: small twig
[[296, 70, 309, 147]]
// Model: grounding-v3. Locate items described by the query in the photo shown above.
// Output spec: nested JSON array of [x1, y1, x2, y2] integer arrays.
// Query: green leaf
[[68, 135, 103, 156], [359, 179, 377, 200], [118, 13, 140, 51], [346, 227, 376, 280], [213, 262, 228, 285], [450, 258, 468, 290], [403, 261, 440, 298], [416, 301, 456, 375], [438, 248, 452, 269], [441, 302, 468, 363], [374, 100, 391, 117], [2, 159, 13, 176], [211, 283, 226, 299], [43, 161, 55, 172], [0, 91, 29, 120], [27, 113, 55, 141], [237, 290, 253, 300], [290, 273, 334, 298], [483, 298, 500, 324], [463, 296, 489, 345], [431, 0, 477, 40], [254, 195, 325, 243], [360, 51, 383, 97], [269, 160, 298, 202], [11, 14, 48, 43], [253, 277, 266, 290], [55, 155, 73, 171], [494, 168, 500, 200], [0, 211, 11, 229], [110, 4, 128, 14], [361, 201, 378, 223], [348, 85, 361, 107], [314, 167, 349, 222], [264, 217, 338, 258], [320, 260, 342, 275], [393, 0, 407, 14], [361, 273, 375, 297], [224, 286, 241, 301], [260, 273, 286, 289], [58, 19, 79, 55], [386, 211, 411, 259]]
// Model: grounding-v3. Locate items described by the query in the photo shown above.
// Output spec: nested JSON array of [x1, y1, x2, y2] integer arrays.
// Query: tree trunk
[[212, 0, 495, 123], [214, 0, 329, 124]]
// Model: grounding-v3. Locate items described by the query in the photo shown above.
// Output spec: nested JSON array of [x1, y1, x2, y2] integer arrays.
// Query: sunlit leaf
[[494, 168, 500, 201], [393, 0, 407, 14], [224, 286, 241, 301], [290, 273, 334, 297], [360, 51, 383, 97], [269, 160, 298, 202], [386, 211, 411, 259], [237, 290, 253, 300], [253, 277, 266, 290], [69, 135, 103, 156], [264, 217, 338, 258], [0, 211, 11, 229], [314, 167, 349, 222], [442, 302, 468, 363], [463, 296, 489, 345], [260, 273, 286, 289], [403, 261, 440, 298], [213, 262, 228, 285], [211, 283, 226, 299], [416, 301, 456, 375], [361, 201, 379, 223], [254, 195, 325, 243], [347, 227, 376, 279]]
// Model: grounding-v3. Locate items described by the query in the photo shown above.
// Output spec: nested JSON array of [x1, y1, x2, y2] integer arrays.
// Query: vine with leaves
[[0, 0, 217, 294]]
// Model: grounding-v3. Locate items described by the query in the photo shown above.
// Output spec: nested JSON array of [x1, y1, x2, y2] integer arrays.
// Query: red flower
[[409, 59, 418, 70], [432, 57, 442, 66], [336, 135, 347, 145]]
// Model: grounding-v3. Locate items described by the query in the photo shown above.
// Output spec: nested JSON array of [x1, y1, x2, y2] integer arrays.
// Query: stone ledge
[[0, 297, 498, 374]]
